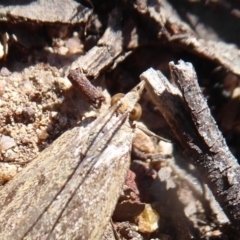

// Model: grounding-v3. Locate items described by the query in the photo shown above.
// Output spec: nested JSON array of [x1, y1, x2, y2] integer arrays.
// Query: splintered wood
[[140, 61, 240, 233], [0, 0, 92, 24], [0, 82, 145, 239], [69, 8, 124, 79]]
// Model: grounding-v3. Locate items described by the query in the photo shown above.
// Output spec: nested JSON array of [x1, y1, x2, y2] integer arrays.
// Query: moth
[[0, 81, 145, 240]]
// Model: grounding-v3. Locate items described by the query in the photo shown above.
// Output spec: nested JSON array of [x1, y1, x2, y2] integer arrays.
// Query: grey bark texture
[[140, 61, 240, 233]]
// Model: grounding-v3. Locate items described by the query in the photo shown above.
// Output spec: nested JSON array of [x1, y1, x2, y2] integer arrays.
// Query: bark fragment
[[135, 0, 240, 76], [0, 0, 92, 24], [69, 8, 124, 78]]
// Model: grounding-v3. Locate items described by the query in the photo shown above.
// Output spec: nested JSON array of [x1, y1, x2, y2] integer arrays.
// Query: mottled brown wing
[[0, 81, 145, 240]]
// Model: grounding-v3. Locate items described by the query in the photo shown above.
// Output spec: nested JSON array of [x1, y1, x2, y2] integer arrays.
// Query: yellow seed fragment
[[136, 204, 160, 233]]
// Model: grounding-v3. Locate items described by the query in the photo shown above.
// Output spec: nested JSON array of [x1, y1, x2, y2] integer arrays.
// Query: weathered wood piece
[[140, 61, 240, 233], [70, 8, 124, 78], [0, 0, 92, 24], [134, 0, 240, 76], [0, 81, 145, 239]]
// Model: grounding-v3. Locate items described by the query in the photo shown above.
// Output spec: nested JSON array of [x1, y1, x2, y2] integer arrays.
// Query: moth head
[[111, 93, 142, 121]]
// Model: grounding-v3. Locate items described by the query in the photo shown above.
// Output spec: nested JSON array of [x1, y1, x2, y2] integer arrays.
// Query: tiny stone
[[0, 67, 11, 76], [0, 80, 6, 96], [36, 127, 49, 140], [0, 163, 18, 182], [66, 37, 84, 54], [13, 81, 19, 88], [0, 135, 16, 151], [50, 111, 58, 118], [59, 46, 68, 55], [15, 107, 23, 115], [157, 141, 173, 155], [132, 128, 155, 154], [23, 107, 36, 122], [4, 149, 17, 161], [2, 93, 8, 99], [59, 116, 67, 126], [21, 81, 34, 95]]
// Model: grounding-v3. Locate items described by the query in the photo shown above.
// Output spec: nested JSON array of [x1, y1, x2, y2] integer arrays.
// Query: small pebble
[[0, 163, 18, 182], [0, 80, 6, 96], [23, 107, 36, 122], [0, 135, 16, 151], [36, 127, 49, 140], [0, 67, 11, 76]]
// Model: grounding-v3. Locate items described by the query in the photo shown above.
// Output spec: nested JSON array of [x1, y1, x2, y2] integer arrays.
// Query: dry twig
[[140, 61, 240, 234]]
